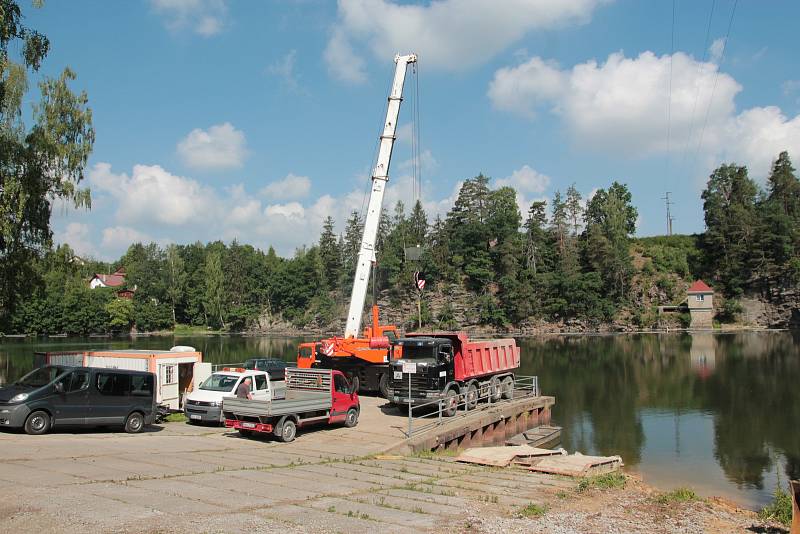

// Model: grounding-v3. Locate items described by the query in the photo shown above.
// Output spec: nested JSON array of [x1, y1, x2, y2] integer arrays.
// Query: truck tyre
[[378, 373, 390, 398], [501, 376, 515, 400], [490, 377, 502, 402], [397, 404, 409, 415], [443, 389, 458, 417], [24, 410, 51, 435], [344, 408, 359, 428], [279, 419, 297, 443], [466, 383, 478, 410], [124, 412, 145, 434]]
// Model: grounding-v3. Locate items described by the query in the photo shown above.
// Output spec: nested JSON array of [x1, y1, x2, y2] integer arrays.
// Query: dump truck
[[386, 332, 520, 416], [222, 368, 359, 442]]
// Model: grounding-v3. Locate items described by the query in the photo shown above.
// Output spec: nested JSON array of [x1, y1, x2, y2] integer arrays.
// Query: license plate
[[393, 371, 402, 380], [242, 422, 256, 428], [189, 414, 201, 420]]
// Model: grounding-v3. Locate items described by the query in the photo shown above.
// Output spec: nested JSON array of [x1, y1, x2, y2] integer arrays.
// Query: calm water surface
[[1, 331, 797, 509]]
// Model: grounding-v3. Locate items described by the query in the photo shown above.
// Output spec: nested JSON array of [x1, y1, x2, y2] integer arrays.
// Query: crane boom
[[344, 53, 417, 339]]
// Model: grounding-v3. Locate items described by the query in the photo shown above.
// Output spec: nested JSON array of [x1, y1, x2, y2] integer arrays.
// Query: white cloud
[[495, 165, 551, 194], [54, 222, 95, 258], [150, 0, 228, 36], [709, 37, 726, 64], [101, 226, 153, 249], [325, 0, 607, 83], [268, 50, 307, 94], [89, 162, 216, 226], [260, 174, 312, 201], [176, 122, 247, 170], [489, 51, 800, 177]]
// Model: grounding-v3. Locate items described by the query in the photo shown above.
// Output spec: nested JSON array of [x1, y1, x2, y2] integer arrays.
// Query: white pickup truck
[[184, 367, 285, 424]]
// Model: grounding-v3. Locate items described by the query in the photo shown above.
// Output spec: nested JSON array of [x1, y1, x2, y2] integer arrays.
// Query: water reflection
[[1, 331, 797, 507]]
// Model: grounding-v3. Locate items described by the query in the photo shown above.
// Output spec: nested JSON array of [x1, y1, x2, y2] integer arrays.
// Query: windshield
[[401, 345, 436, 360], [199, 374, 240, 392], [15, 366, 69, 388]]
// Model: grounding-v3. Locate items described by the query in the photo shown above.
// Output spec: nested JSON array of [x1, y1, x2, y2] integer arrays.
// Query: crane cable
[[665, 0, 676, 173]]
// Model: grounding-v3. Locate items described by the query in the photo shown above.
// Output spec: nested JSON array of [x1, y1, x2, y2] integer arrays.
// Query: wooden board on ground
[[455, 445, 566, 467], [521, 453, 624, 477], [505, 425, 562, 447]]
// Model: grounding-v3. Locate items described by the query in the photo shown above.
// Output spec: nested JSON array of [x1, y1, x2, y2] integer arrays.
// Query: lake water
[[1, 331, 797, 509]]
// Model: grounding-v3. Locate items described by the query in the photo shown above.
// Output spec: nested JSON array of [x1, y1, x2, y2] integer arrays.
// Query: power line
[[694, 0, 738, 163], [680, 0, 717, 170], [662, 192, 674, 236]]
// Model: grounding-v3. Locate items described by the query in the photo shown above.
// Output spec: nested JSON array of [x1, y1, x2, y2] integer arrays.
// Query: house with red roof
[[88, 268, 135, 299], [687, 280, 714, 328]]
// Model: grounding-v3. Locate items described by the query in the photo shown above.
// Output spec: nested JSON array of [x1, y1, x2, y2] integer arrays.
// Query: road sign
[[402, 362, 417, 374], [417, 279, 425, 290]]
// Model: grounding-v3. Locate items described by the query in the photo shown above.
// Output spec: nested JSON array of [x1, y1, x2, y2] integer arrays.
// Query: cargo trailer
[[35, 347, 209, 410]]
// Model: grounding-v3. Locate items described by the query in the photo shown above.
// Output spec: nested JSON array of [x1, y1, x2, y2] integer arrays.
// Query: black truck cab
[[387, 336, 454, 405]]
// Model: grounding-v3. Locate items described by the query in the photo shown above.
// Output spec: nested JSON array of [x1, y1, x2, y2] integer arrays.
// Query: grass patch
[[576, 472, 626, 493], [655, 488, 700, 504], [173, 323, 222, 335], [162, 413, 188, 423], [758, 487, 793, 526], [517, 503, 548, 518], [413, 448, 461, 459]]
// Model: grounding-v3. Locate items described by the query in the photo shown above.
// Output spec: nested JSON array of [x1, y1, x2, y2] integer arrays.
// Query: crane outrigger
[[296, 53, 417, 396]]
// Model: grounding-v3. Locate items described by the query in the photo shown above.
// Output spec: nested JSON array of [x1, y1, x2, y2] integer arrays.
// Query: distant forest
[[3, 152, 799, 335]]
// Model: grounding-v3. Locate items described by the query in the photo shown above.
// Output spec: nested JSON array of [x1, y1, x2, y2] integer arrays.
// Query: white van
[[184, 368, 283, 423]]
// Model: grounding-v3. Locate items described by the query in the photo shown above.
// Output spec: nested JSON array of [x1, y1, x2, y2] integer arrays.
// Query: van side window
[[130, 374, 153, 397], [69, 371, 90, 392], [254, 374, 267, 391], [96, 373, 132, 396]]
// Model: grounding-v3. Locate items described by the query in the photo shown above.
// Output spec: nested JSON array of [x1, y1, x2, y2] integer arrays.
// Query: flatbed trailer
[[222, 368, 359, 442]]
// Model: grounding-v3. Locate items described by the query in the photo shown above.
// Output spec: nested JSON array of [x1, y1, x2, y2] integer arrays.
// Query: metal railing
[[401, 375, 539, 438]]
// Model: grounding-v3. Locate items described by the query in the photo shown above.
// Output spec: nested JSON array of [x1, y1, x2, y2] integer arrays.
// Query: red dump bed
[[406, 332, 520, 382]]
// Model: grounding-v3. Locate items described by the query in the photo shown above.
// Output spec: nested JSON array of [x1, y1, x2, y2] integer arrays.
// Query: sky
[[25, 0, 800, 261]]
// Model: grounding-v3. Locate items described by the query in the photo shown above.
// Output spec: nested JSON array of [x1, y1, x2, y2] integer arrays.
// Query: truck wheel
[[490, 377, 502, 401], [124, 412, 145, 433], [501, 376, 515, 400], [279, 419, 297, 443], [24, 410, 51, 435], [344, 408, 359, 428], [397, 404, 409, 415], [443, 389, 458, 417], [466, 383, 478, 410], [378, 374, 390, 398]]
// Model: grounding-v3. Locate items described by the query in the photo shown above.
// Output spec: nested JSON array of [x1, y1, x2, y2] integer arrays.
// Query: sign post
[[403, 361, 417, 436]]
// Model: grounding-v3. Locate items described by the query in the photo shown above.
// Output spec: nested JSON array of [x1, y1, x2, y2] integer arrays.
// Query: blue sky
[[28, 0, 800, 260]]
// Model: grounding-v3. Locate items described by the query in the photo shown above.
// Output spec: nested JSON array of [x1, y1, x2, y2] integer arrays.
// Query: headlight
[[10, 393, 29, 403]]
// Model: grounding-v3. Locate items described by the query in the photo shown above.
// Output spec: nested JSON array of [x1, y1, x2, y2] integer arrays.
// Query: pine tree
[[165, 244, 186, 325], [524, 200, 548, 274], [565, 184, 584, 236], [203, 249, 226, 329], [318, 216, 341, 291]]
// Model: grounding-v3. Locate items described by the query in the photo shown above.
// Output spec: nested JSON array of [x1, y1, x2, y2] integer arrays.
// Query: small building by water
[[687, 280, 714, 329]]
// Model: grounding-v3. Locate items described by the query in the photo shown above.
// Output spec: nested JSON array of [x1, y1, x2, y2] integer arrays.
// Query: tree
[[584, 182, 638, 303], [701, 164, 759, 295], [165, 244, 186, 325], [524, 200, 549, 274], [105, 298, 134, 330], [203, 250, 226, 329], [318, 216, 341, 291], [565, 184, 584, 236], [759, 152, 800, 285], [0, 2, 95, 326]]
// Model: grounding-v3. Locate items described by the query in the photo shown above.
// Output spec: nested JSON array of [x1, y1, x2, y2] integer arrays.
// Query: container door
[[159, 363, 180, 410], [192, 362, 211, 391]]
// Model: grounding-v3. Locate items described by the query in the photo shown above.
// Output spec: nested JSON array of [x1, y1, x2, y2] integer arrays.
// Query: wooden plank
[[455, 445, 565, 467], [524, 453, 623, 477]]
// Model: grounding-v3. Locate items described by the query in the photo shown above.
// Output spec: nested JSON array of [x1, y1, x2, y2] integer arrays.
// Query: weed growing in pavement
[[555, 490, 569, 499], [576, 472, 626, 493], [327, 506, 336, 513], [654, 488, 701, 505], [517, 503, 548, 518], [758, 487, 793, 526]]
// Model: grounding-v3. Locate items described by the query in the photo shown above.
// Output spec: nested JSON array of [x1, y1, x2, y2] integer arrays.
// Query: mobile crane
[[296, 53, 417, 397]]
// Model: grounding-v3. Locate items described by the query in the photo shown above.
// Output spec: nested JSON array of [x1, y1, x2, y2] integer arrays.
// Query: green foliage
[[654, 488, 700, 504], [105, 298, 133, 329], [517, 503, 548, 518], [576, 472, 627, 492], [758, 486, 793, 526], [0, 1, 94, 327], [718, 299, 742, 323]]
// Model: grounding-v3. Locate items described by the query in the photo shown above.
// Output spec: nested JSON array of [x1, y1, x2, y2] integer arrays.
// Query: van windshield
[[199, 374, 239, 392], [15, 366, 69, 388]]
